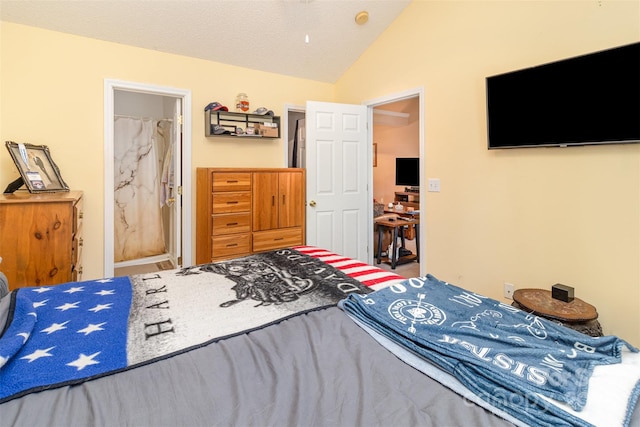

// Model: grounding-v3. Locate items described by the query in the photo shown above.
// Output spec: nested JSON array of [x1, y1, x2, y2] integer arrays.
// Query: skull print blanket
[[0, 247, 398, 403], [340, 274, 640, 427]]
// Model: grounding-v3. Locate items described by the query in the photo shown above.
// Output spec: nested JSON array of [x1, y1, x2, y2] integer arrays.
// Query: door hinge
[[177, 186, 183, 195], [177, 115, 183, 126]]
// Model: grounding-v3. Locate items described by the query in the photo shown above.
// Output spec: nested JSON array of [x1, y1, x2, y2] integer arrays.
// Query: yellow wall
[[0, 22, 333, 283], [336, 0, 640, 344], [1, 1, 639, 345], [373, 99, 420, 206]]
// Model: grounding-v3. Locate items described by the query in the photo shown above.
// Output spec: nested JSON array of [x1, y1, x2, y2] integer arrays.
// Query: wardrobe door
[[278, 171, 304, 229], [252, 172, 279, 232]]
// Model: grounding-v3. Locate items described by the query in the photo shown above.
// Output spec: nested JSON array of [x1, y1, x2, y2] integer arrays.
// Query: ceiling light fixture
[[355, 11, 369, 25]]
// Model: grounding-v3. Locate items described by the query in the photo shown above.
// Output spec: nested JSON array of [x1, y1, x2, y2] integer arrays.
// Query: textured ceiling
[[0, 0, 411, 83]]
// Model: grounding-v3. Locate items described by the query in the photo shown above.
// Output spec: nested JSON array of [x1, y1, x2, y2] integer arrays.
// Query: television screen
[[395, 157, 419, 187], [486, 42, 640, 149]]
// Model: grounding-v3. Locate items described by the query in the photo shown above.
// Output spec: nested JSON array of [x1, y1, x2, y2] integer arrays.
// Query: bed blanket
[[0, 248, 372, 403], [340, 274, 640, 427]]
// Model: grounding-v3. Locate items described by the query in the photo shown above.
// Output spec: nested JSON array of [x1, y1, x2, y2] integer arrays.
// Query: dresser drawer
[[252, 227, 303, 253], [212, 172, 252, 192], [211, 233, 251, 260], [212, 213, 251, 235], [212, 192, 251, 214]]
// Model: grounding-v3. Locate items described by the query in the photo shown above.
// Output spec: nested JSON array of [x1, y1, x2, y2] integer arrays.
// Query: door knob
[[309, 200, 316, 207]]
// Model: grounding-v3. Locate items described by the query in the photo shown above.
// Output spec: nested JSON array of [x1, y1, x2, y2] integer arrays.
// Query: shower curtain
[[114, 117, 168, 262]]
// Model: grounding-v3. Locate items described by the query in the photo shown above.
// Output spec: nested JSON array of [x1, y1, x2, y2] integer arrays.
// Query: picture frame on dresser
[[5, 140, 69, 193]]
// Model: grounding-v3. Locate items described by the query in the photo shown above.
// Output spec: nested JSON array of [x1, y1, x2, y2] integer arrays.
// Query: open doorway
[[369, 96, 421, 277], [283, 88, 424, 273], [104, 79, 193, 278]]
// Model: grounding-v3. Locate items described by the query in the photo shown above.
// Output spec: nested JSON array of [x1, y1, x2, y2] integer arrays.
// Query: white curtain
[[114, 117, 167, 262]]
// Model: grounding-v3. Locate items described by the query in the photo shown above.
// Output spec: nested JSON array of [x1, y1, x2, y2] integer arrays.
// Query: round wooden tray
[[512, 288, 598, 323]]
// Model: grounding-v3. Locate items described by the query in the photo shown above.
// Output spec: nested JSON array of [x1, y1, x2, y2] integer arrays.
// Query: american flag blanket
[[0, 247, 403, 403]]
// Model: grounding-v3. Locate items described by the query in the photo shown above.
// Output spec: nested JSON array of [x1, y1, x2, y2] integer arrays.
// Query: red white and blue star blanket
[[0, 247, 403, 403]]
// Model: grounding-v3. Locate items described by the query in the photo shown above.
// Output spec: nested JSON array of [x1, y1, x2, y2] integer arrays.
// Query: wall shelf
[[205, 110, 281, 138]]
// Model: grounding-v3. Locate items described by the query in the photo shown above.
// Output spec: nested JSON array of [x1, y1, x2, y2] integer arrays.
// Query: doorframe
[[103, 79, 193, 277], [283, 88, 425, 272], [363, 87, 425, 273], [282, 103, 306, 167]]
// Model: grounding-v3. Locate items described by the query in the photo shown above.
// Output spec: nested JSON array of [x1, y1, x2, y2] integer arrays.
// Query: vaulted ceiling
[[0, 0, 411, 83]]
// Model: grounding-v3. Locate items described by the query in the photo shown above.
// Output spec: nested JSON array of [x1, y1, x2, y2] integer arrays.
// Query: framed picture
[[5, 141, 69, 193]]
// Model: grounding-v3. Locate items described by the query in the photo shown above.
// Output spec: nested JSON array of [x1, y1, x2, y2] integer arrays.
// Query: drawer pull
[[274, 237, 284, 241], [226, 243, 238, 248], [226, 201, 239, 204], [226, 222, 238, 226], [226, 180, 238, 183], [272, 195, 275, 206]]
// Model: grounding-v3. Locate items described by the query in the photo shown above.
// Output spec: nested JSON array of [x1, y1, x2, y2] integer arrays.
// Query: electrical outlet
[[503, 283, 515, 299]]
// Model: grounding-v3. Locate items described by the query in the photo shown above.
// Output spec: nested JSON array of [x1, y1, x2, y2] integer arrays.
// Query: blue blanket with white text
[[340, 274, 638, 427]]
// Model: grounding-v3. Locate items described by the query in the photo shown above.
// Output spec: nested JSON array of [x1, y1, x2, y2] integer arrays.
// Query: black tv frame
[[486, 42, 640, 149]]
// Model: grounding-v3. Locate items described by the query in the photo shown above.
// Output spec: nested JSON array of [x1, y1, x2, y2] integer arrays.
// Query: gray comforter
[[3, 306, 518, 427]]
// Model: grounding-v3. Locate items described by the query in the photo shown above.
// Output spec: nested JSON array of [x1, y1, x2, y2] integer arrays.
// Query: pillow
[[0, 271, 8, 300]]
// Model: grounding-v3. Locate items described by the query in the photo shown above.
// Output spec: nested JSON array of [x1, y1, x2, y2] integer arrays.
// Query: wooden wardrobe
[[196, 168, 305, 264]]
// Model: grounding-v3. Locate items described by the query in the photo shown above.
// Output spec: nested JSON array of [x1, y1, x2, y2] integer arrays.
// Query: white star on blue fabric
[[56, 301, 80, 311], [2, 275, 131, 402], [33, 299, 49, 308], [77, 322, 106, 336], [21, 347, 55, 362], [67, 352, 100, 371], [41, 321, 70, 334], [89, 303, 113, 313]]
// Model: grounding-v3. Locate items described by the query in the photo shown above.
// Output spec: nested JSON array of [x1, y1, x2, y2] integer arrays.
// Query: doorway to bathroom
[[104, 80, 193, 278]]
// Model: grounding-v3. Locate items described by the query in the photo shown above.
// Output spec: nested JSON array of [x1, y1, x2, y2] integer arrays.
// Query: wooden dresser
[[196, 168, 305, 263], [0, 190, 83, 290]]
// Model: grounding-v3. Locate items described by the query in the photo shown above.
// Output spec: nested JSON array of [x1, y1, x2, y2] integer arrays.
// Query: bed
[[1, 246, 639, 427]]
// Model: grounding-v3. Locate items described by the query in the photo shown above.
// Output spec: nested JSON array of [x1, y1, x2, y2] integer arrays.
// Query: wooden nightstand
[[512, 288, 603, 337]]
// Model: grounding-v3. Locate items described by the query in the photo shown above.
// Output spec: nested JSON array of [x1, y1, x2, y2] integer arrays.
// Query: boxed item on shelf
[[254, 123, 279, 137]]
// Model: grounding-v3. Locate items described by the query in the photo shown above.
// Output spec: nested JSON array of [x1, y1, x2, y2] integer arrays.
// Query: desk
[[394, 191, 419, 209], [512, 288, 602, 337], [375, 217, 420, 269], [383, 207, 420, 218]]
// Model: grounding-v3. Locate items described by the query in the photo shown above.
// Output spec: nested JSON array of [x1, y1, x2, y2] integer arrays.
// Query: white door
[[305, 101, 369, 262]]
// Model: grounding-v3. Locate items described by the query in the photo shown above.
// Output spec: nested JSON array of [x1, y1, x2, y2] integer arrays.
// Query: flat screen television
[[486, 42, 640, 149], [395, 157, 419, 187]]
